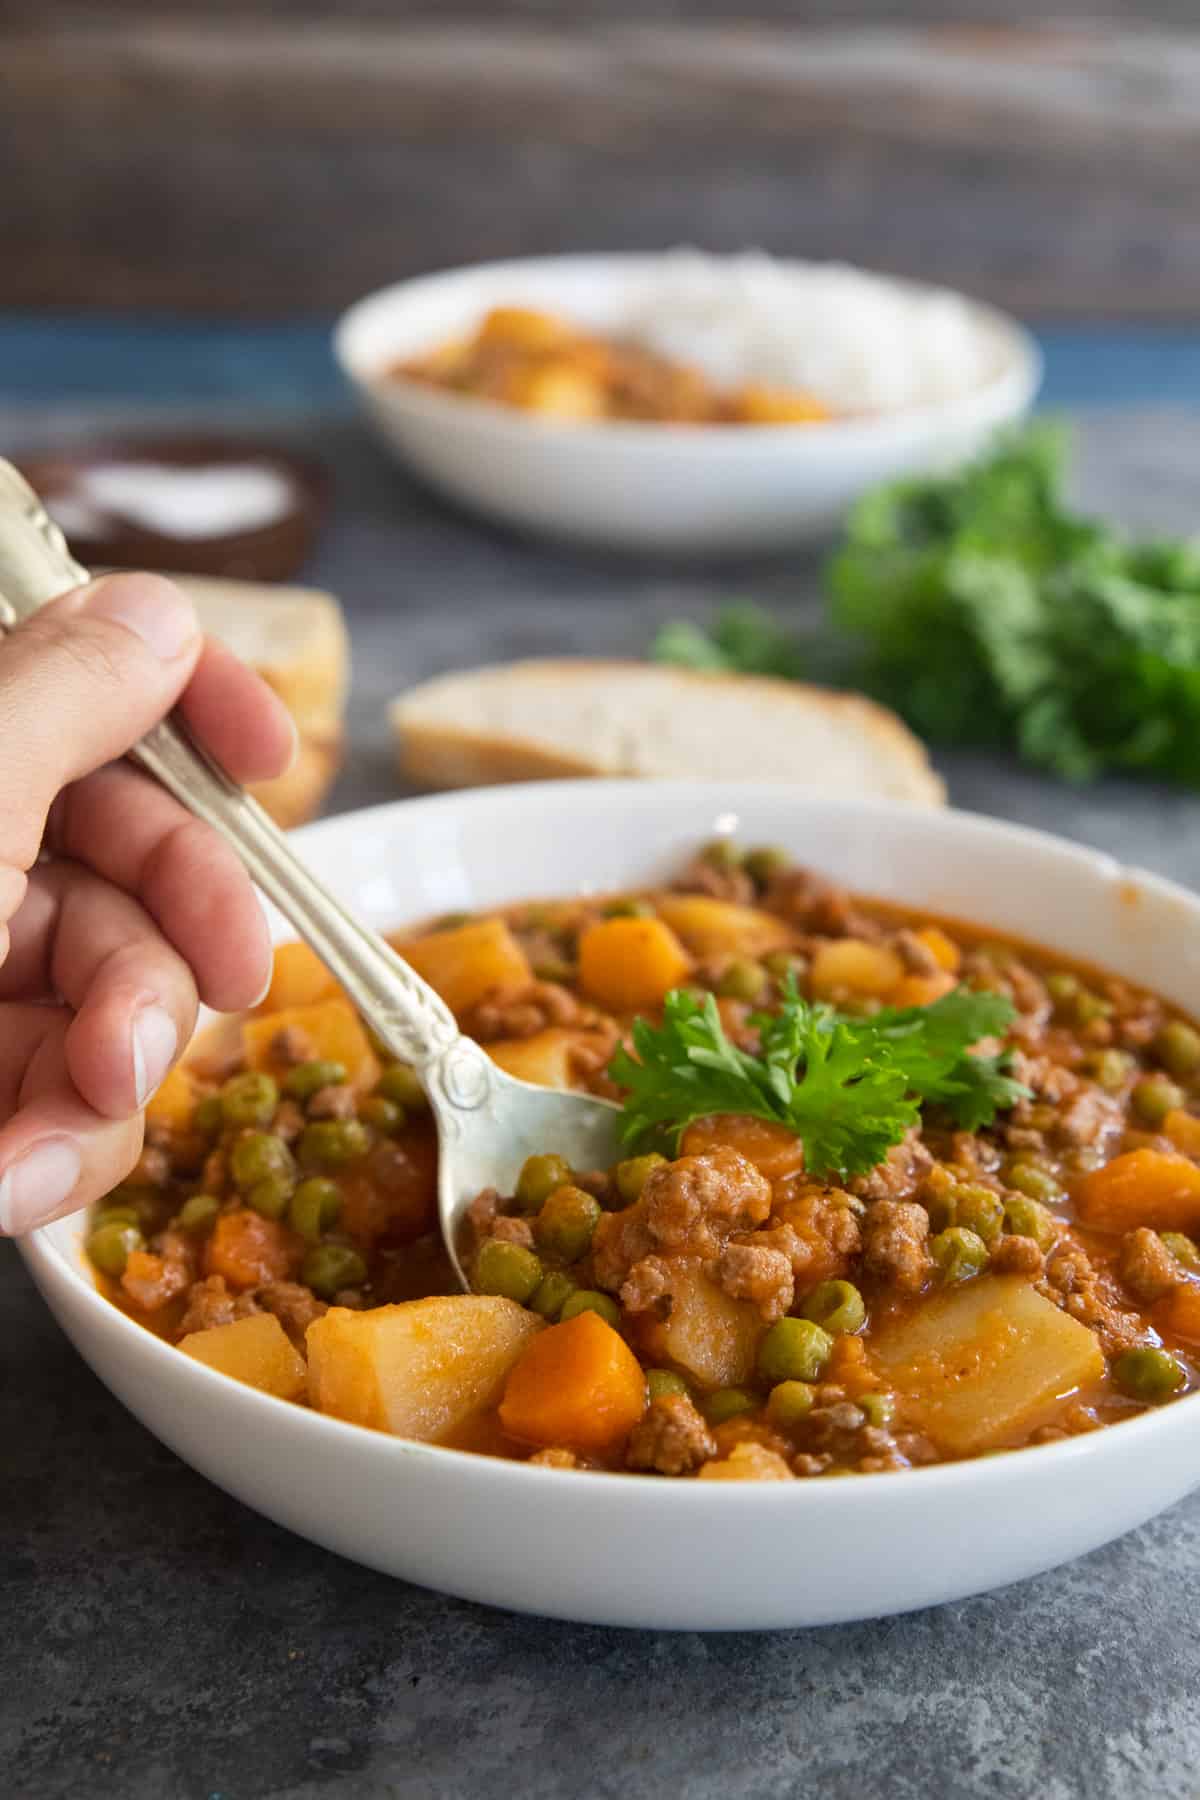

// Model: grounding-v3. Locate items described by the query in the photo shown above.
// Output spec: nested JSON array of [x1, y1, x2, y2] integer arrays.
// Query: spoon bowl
[[0, 459, 623, 1284]]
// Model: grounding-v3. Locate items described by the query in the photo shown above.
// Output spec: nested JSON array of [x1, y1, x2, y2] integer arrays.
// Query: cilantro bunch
[[654, 424, 1200, 786], [609, 981, 1028, 1180]]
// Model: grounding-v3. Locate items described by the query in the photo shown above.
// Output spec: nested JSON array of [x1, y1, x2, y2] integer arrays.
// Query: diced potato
[[810, 938, 905, 1001], [654, 895, 793, 959], [639, 1259, 763, 1391], [502, 361, 607, 419], [145, 1064, 200, 1134], [260, 940, 340, 1013], [307, 1296, 543, 1442], [734, 383, 829, 426], [179, 1313, 307, 1401], [578, 916, 692, 1013], [241, 997, 379, 1091], [696, 1441, 793, 1481], [1076, 1148, 1200, 1235], [397, 918, 532, 1018], [681, 1114, 805, 1182], [488, 1028, 576, 1089], [1154, 1281, 1200, 1343], [870, 1275, 1104, 1456], [477, 306, 576, 352]]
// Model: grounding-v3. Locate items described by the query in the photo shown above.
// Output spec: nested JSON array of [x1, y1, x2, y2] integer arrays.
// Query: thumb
[[0, 573, 201, 879]]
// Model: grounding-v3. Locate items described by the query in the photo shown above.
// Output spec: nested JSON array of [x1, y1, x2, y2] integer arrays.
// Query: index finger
[[0, 573, 201, 875]]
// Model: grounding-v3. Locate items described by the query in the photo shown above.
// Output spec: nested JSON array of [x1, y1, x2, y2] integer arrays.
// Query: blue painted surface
[[1, 310, 1200, 410]]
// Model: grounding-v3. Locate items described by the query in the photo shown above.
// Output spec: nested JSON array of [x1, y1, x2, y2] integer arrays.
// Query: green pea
[[298, 1119, 369, 1169], [1132, 1075, 1184, 1128], [282, 1059, 347, 1101], [953, 1184, 1005, 1245], [91, 1203, 141, 1229], [192, 1094, 224, 1137], [175, 1194, 220, 1234], [717, 958, 768, 1003], [703, 1387, 758, 1425], [87, 1220, 144, 1277], [645, 1368, 689, 1402], [377, 1064, 428, 1110], [922, 1169, 958, 1234], [1046, 971, 1080, 1009], [529, 1272, 577, 1320], [1072, 990, 1113, 1027], [360, 1096, 405, 1135], [603, 896, 654, 919], [765, 1380, 816, 1430], [559, 1289, 621, 1329], [289, 1177, 342, 1243], [1083, 1048, 1135, 1093], [302, 1243, 368, 1299], [1113, 1345, 1186, 1403], [247, 1175, 291, 1220], [534, 1185, 602, 1263], [743, 846, 791, 888], [230, 1130, 296, 1194], [614, 1153, 666, 1207], [800, 1279, 866, 1336], [757, 1317, 834, 1384], [930, 1227, 989, 1285], [1006, 1160, 1065, 1205], [434, 911, 472, 931], [1162, 1231, 1200, 1273], [1155, 1020, 1200, 1078], [219, 1070, 279, 1129], [764, 949, 808, 983], [700, 839, 743, 872], [514, 1153, 573, 1214], [533, 958, 576, 985], [1002, 1195, 1059, 1251], [859, 1392, 896, 1429], [474, 1239, 543, 1303]]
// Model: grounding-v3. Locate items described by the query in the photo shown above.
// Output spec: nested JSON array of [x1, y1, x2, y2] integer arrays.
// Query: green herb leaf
[[652, 424, 1200, 789], [609, 980, 1028, 1179]]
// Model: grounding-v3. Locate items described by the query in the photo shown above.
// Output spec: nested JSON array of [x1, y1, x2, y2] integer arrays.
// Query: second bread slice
[[391, 660, 944, 805]]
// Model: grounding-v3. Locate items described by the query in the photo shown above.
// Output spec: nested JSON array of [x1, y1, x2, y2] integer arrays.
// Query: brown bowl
[[15, 436, 329, 583]]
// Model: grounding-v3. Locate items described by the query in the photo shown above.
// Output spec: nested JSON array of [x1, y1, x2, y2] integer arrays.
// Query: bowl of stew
[[20, 782, 1200, 1629], [334, 253, 1039, 554]]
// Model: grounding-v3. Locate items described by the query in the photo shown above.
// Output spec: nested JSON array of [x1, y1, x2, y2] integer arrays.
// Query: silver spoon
[[0, 460, 623, 1284]]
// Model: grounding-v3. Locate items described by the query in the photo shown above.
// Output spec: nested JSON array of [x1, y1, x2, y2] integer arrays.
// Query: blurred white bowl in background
[[334, 253, 1041, 555]]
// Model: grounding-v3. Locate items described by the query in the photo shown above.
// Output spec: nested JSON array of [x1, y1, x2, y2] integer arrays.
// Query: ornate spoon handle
[[0, 460, 460, 1071]]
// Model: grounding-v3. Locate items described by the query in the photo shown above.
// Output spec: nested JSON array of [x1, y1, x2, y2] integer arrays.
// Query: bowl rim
[[332, 251, 1043, 457], [22, 780, 1200, 1512]]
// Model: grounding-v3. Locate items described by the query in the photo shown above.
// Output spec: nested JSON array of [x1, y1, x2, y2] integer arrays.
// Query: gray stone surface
[[4, 405, 1200, 1798]]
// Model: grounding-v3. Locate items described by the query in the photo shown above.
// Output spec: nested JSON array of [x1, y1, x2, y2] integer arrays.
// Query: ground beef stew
[[87, 842, 1200, 1479]]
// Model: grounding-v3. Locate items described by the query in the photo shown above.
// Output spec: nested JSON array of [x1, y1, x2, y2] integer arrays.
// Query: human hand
[[0, 572, 296, 1237]]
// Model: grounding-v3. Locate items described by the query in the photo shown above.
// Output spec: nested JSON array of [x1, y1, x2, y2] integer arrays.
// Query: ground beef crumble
[[626, 1394, 717, 1476]]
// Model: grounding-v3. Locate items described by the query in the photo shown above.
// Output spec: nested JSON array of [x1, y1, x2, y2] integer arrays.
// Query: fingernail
[[0, 1138, 82, 1236], [132, 1003, 178, 1106], [83, 574, 198, 662]]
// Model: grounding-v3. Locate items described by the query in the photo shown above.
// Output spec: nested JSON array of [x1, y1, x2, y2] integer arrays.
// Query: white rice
[[621, 250, 1002, 414]]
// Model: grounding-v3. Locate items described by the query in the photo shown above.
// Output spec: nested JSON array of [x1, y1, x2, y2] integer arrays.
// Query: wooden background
[[4, 3, 1200, 320]]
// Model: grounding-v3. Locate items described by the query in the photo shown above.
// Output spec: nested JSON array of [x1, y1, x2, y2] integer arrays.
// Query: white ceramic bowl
[[20, 783, 1200, 1630], [333, 254, 1041, 555]]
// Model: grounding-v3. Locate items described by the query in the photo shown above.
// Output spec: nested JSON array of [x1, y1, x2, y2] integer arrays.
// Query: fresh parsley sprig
[[609, 980, 1028, 1179]]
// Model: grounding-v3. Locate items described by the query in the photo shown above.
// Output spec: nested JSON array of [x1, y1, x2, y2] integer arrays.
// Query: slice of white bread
[[177, 575, 350, 827], [391, 660, 944, 805]]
